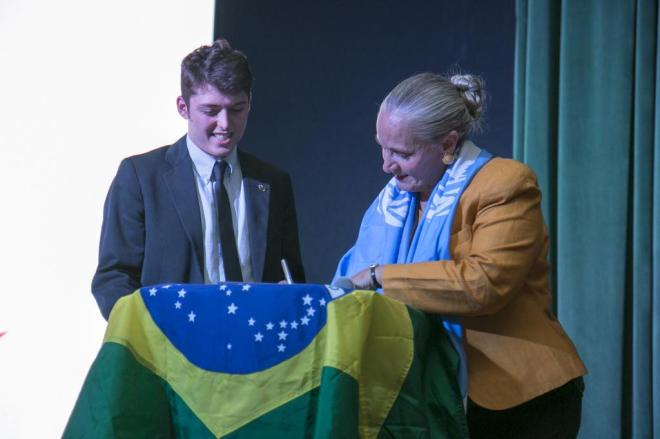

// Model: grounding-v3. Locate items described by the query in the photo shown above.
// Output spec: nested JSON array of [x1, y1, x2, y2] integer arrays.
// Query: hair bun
[[450, 74, 485, 120]]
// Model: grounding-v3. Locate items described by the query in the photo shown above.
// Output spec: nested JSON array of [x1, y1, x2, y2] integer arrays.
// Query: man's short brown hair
[[180, 39, 253, 103]]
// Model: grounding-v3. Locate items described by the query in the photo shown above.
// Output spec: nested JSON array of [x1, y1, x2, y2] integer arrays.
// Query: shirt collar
[[186, 135, 239, 183]]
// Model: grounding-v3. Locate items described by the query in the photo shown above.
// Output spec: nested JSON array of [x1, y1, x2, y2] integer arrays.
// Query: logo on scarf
[[425, 149, 478, 221], [377, 180, 411, 227], [426, 186, 460, 220]]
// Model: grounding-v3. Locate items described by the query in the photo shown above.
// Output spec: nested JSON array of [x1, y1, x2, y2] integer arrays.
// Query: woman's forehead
[[377, 111, 420, 147]]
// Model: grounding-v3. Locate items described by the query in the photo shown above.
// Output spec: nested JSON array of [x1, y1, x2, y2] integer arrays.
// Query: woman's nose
[[382, 157, 397, 174]]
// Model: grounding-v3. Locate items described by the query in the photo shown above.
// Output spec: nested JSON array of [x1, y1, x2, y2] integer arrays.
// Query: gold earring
[[442, 153, 455, 165]]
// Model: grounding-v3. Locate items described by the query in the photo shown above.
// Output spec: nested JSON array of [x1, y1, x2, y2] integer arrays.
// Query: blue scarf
[[333, 140, 492, 398]]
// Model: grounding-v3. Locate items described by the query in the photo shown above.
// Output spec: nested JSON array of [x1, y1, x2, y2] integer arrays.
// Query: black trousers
[[467, 377, 584, 439]]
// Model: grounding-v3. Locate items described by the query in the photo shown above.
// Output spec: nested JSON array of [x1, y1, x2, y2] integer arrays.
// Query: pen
[[280, 259, 294, 284]]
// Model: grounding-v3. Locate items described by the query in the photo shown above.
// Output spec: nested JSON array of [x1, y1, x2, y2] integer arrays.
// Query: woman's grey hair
[[380, 72, 486, 142]]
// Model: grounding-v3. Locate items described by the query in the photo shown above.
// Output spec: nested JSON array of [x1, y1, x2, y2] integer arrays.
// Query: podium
[[64, 283, 467, 438]]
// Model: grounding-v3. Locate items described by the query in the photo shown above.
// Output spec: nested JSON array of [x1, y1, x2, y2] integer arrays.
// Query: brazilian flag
[[64, 283, 467, 438]]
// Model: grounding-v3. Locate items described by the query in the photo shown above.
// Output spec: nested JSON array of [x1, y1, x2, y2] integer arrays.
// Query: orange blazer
[[382, 158, 586, 410]]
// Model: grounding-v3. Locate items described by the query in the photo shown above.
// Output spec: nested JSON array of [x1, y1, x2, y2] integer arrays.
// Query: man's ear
[[176, 96, 189, 119], [442, 130, 459, 154]]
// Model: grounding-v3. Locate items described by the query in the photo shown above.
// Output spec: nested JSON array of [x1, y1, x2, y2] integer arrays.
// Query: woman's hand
[[350, 265, 384, 290]]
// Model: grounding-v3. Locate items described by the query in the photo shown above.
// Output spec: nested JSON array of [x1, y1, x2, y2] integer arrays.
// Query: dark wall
[[215, 0, 515, 283]]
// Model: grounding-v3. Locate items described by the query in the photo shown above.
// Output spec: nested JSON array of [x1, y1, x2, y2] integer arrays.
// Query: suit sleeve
[[381, 163, 545, 316], [280, 173, 306, 282], [91, 158, 145, 320]]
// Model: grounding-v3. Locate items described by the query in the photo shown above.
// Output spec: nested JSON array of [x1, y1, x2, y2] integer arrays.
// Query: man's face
[[177, 85, 250, 158], [376, 109, 447, 199]]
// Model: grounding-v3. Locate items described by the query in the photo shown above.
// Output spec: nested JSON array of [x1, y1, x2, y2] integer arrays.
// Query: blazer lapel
[[240, 151, 270, 281], [162, 136, 204, 280]]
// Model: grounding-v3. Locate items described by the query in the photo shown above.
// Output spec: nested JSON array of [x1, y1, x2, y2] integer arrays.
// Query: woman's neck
[[419, 194, 428, 213]]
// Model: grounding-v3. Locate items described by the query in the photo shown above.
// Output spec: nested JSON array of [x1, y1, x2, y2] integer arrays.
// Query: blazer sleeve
[[91, 158, 145, 320], [381, 161, 545, 316], [280, 173, 306, 283]]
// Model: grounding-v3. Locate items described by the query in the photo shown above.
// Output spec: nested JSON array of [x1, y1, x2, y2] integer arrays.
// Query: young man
[[92, 39, 305, 320]]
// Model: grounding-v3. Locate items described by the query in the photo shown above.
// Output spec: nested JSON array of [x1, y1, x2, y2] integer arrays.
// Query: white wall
[[0, 1, 214, 436]]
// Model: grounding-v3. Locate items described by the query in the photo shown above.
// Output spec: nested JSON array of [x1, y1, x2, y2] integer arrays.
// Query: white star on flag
[[188, 311, 196, 322], [277, 344, 286, 352], [254, 332, 264, 342], [301, 316, 310, 326], [319, 298, 326, 307], [307, 307, 316, 316], [227, 303, 238, 314], [302, 294, 313, 305], [226, 290, 232, 296], [266, 322, 274, 330], [149, 288, 157, 296], [279, 320, 288, 328], [174, 301, 182, 309], [178, 289, 187, 298], [248, 317, 256, 326], [219, 285, 227, 291], [278, 331, 288, 340], [242, 284, 251, 291], [163, 284, 172, 289], [290, 321, 299, 329], [227, 344, 232, 350]]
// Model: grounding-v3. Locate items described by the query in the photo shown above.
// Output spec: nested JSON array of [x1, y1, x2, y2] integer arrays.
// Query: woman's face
[[376, 109, 450, 200]]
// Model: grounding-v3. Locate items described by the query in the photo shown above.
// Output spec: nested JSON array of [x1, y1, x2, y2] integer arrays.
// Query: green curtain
[[514, 0, 659, 437]]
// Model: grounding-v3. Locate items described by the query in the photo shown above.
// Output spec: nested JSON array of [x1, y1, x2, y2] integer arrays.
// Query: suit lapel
[[162, 136, 204, 280], [239, 151, 270, 281]]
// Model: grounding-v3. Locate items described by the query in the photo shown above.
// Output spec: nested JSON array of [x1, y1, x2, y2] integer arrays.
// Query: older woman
[[334, 73, 586, 438]]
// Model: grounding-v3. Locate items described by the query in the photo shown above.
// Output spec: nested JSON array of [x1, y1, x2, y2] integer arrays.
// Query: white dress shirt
[[186, 136, 254, 283]]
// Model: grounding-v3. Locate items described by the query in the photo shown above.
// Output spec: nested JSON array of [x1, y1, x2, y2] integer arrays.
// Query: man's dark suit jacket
[[92, 136, 305, 319]]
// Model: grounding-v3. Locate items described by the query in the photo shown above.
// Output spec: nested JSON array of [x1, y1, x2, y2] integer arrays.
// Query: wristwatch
[[369, 263, 382, 289]]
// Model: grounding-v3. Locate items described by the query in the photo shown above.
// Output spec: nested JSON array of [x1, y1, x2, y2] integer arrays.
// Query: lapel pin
[[258, 183, 267, 192]]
